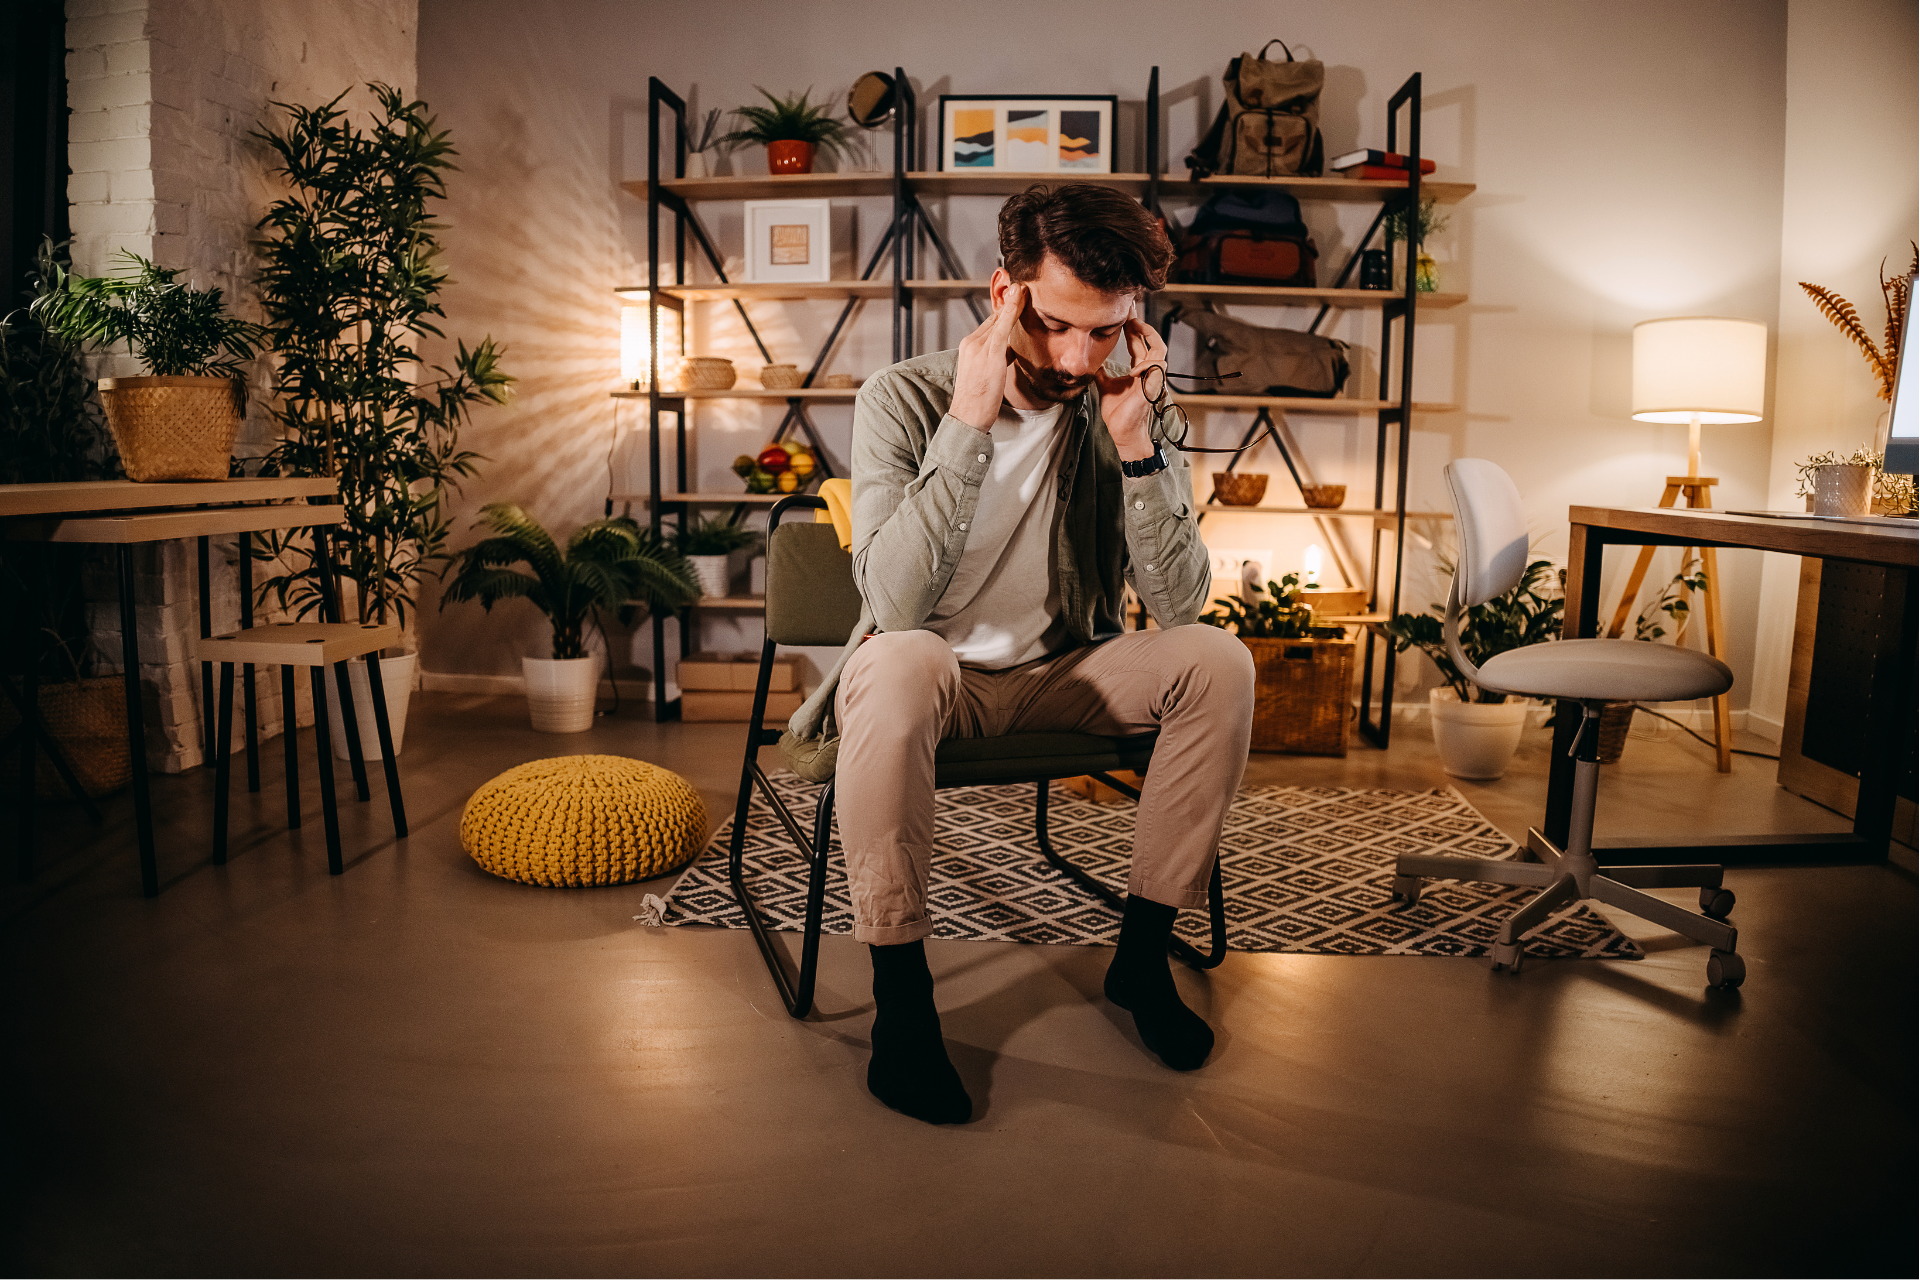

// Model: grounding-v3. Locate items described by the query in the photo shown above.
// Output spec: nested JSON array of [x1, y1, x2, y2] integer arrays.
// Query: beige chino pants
[[833, 624, 1256, 945]]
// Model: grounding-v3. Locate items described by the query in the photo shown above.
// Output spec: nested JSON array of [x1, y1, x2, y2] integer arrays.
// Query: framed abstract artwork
[[936, 95, 1117, 174], [742, 199, 832, 282]]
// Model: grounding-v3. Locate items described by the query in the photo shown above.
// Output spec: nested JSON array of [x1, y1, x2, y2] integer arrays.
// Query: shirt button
[[1145, 563, 1154, 571], [976, 453, 987, 463], [958, 522, 967, 530], [1133, 500, 1145, 510]]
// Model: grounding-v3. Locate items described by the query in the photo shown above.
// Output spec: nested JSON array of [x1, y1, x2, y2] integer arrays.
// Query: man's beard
[[1016, 357, 1093, 404]]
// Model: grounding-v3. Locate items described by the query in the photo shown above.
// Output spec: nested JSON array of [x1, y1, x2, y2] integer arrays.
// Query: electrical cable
[[1632, 703, 1778, 760], [594, 607, 619, 717]]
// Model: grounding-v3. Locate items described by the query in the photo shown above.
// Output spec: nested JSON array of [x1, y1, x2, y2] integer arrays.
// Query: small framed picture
[[936, 95, 1117, 174], [744, 199, 832, 282]]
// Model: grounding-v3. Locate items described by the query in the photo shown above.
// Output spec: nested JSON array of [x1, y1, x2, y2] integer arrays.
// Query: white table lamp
[[1631, 317, 1767, 478]]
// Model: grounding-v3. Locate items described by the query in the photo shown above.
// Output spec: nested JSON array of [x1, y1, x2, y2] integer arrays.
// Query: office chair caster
[[1490, 940, 1523, 972], [1707, 949, 1746, 989], [1699, 887, 1736, 920], [1390, 875, 1422, 905]]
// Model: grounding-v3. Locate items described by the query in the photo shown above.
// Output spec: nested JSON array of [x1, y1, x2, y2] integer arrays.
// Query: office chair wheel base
[[1390, 875, 1422, 905], [1698, 887, 1736, 919], [1490, 941, 1523, 972], [1707, 949, 1745, 989]]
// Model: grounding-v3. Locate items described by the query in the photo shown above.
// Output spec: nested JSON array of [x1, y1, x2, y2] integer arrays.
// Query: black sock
[[1103, 895, 1215, 1070], [867, 941, 971, 1124]]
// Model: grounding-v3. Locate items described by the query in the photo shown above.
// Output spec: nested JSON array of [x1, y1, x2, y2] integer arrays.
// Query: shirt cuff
[[925, 413, 994, 485]]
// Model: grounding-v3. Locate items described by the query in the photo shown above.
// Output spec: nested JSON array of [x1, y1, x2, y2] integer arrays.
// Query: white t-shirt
[[924, 402, 1071, 668]]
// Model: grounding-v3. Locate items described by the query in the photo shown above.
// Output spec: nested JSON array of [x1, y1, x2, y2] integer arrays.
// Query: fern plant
[[31, 249, 264, 377], [719, 88, 853, 159], [1798, 242, 1915, 401], [442, 504, 699, 659], [1382, 558, 1564, 704]]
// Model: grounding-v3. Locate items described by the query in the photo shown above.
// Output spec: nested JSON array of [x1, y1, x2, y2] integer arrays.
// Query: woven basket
[[1242, 635, 1353, 756], [1596, 700, 1635, 764], [679, 357, 737, 391], [1300, 484, 1346, 509], [97, 376, 240, 481], [0, 677, 131, 799], [1212, 472, 1269, 506], [759, 363, 805, 390]]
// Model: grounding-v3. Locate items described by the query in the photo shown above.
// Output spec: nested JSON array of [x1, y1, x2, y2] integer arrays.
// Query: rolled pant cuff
[[853, 918, 934, 946], [1127, 873, 1210, 912]]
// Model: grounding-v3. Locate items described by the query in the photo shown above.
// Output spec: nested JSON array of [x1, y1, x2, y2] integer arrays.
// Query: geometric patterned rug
[[660, 771, 1641, 961]]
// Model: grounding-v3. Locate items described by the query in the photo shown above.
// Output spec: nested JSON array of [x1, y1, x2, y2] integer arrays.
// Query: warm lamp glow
[[1630, 317, 1767, 424], [1302, 544, 1322, 588], [619, 302, 650, 388]]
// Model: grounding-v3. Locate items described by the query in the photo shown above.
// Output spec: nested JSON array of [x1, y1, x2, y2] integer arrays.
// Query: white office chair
[[1391, 459, 1748, 988]]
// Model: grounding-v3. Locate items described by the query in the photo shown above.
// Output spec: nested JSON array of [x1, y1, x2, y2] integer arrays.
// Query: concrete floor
[[3, 691, 1914, 1276]]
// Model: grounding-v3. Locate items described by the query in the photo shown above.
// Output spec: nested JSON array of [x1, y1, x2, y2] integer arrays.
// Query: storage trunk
[[1242, 635, 1353, 755]]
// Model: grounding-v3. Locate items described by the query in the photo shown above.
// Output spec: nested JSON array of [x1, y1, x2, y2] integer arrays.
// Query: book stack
[[1329, 149, 1436, 181], [677, 651, 804, 722]]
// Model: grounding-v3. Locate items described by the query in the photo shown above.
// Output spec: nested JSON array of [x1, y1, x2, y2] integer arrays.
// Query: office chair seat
[[1479, 637, 1734, 704]]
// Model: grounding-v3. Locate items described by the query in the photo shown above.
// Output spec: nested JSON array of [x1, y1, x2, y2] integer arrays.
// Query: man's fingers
[[995, 281, 1026, 333]]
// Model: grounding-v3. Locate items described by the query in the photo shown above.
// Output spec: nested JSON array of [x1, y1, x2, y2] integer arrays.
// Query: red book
[[1339, 165, 1429, 182], [1329, 148, 1437, 174]]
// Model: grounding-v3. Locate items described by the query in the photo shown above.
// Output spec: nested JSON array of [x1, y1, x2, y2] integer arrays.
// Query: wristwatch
[[1120, 446, 1169, 479]]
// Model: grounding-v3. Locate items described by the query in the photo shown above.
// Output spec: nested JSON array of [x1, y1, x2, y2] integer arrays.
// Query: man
[[815, 183, 1254, 1124]]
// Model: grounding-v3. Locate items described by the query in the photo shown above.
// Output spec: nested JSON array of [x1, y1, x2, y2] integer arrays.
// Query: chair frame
[[726, 494, 1227, 1019]]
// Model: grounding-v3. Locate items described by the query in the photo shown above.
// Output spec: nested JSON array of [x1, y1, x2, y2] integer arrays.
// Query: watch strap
[[1120, 446, 1168, 479]]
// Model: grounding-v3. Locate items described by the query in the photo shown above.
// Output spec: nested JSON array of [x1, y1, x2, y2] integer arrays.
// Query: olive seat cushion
[[461, 754, 706, 887]]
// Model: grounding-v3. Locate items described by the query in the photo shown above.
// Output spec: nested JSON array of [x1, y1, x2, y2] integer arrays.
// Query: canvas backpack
[[1172, 306, 1350, 399], [1173, 190, 1319, 287], [1187, 40, 1325, 180]]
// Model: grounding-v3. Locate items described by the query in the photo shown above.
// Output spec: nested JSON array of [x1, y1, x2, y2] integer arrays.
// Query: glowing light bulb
[[1303, 544, 1322, 588]]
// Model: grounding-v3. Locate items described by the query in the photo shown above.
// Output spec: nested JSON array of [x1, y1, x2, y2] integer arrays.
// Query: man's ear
[[988, 267, 1011, 310]]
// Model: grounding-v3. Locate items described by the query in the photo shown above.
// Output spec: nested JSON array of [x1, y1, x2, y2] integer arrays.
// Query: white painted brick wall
[[66, 0, 417, 772]]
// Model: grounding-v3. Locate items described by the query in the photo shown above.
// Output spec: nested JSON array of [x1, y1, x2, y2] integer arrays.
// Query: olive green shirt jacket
[[780, 347, 1213, 773]]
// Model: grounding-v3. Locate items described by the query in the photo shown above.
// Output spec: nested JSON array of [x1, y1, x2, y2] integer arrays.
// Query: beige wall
[[414, 0, 1806, 711], [1746, 0, 1919, 740]]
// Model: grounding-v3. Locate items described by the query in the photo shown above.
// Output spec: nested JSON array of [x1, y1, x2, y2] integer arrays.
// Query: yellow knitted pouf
[[460, 755, 707, 887]]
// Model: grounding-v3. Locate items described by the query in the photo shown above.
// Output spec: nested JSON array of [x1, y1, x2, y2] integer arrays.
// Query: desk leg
[[16, 673, 35, 881], [1852, 566, 1915, 857], [1546, 523, 1603, 849], [198, 535, 214, 768], [118, 545, 157, 897], [240, 531, 259, 793]]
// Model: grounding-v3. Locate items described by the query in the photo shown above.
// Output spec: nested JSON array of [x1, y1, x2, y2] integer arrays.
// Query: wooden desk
[[1, 479, 342, 896], [1551, 506, 1917, 865]]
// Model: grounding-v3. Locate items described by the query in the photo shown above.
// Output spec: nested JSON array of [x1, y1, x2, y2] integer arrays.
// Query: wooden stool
[[193, 621, 407, 874]]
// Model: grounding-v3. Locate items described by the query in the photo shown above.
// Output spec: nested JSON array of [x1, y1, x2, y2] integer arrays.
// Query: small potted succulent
[[719, 88, 854, 175], [32, 250, 264, 480], [1384, 557, 1563, 780], [675, 515, 761, 600], [443, 504, 698, 732]]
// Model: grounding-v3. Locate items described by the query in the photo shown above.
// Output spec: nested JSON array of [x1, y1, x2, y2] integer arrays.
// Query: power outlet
[[1207, 548, 1272, 580]]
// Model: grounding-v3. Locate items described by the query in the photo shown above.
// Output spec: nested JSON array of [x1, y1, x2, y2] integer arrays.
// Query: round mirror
[[847, 71, 896, 128]]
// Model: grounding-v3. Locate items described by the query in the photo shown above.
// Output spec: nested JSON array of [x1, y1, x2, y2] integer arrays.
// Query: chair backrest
[[1444, 458, 1529, 608], [765, 520, 865, 646]]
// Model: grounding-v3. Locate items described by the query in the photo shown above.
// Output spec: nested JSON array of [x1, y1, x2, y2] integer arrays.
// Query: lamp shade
[[1631, 317, 1767, 423]]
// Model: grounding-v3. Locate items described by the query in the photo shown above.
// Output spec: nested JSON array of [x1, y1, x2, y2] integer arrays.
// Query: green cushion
[[765, 522, 864, 646], [934, 732, 1157, 788]]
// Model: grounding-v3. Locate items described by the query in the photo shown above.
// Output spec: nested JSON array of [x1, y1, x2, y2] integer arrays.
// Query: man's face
[[992, 255, 1135, 404]]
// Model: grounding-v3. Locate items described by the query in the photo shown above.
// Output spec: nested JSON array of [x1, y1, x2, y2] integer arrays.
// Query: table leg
[[212, 662, 234, 865], [1852, 566, 1915, 857], [198, 535, 214, 768], [1546, 523, 1603, 849], [332, 659, 371, 802], [281, 664, 300, 830], [118, 545, 157, 898], [310, 666, 343, 875], [363, 652, 408, 838], [240, 530, 259, 793], [16, 672, 35, 881]]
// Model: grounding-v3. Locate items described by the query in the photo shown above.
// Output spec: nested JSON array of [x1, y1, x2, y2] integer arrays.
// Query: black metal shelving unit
[[635, 70, 1458, 737]]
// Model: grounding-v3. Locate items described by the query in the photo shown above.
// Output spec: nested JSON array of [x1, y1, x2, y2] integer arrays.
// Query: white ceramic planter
[[324, 652, 417, 762], [1428, 686, 1529, 780], [686, 553, 732, 599], [523, 655, 600, 733]]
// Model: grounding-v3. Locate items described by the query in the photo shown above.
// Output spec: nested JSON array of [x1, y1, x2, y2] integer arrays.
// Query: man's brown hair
[[998, 183, 1174, 294]]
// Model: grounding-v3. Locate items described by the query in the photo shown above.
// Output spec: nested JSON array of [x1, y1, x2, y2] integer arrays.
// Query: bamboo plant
[[252, 84, 512, 630]]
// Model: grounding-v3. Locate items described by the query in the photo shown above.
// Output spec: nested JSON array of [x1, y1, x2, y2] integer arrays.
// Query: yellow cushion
[[460, 754, 707, 887], [813, 476, 853, 550]]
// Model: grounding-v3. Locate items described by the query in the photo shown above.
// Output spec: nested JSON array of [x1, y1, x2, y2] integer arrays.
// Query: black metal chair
[[727, 494, 1227, 1018]]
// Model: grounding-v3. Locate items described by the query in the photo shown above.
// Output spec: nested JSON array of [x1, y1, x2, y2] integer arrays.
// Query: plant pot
[[522, 655, 600, 733], [686, 553, 733, 599], [97, 375, 241, 481], [1428, 686, 1528, 780], [1595, 700, 1635, 764], [324, 652, 417, 762], [0, 676, 130, 799], [1811, 463, 1872, 517], [684, 150, 709, 178], [767, 140, 815, 174]]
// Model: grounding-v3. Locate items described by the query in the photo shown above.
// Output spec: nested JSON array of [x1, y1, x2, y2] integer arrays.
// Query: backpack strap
[[1256, 39, 1295, 62]]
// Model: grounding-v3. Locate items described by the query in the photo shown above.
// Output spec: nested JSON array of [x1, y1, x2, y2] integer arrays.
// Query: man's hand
[[949, 281, 1025, 432], [1094, 312, 1169, 462]]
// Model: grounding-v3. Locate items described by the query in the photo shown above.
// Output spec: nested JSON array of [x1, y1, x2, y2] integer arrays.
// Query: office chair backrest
[[765, 520, 865, 646], [1444, 458, 1529, 608]]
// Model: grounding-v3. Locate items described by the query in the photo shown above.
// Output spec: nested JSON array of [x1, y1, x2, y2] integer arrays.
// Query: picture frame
[[743, 198, 832, 283], [936, 95, 1117, 174]]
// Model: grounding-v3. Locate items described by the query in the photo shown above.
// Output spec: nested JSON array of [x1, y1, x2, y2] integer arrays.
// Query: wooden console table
[[1550, 506, 1917, 865]]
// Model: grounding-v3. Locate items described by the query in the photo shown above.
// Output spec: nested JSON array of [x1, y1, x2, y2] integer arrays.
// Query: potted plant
[[32, 249, 263, 481], [675, 515, 760, 599], [0, 239, 129, 798], [443, 504, 698, 732], [718, 88, 854, 175], [252, 84, 513, 759], [1384, 196, 1450, 293], [1200, 573, 1353, 755], [1384, 557, 1563, 780], [1794, 444, 1916, 517]]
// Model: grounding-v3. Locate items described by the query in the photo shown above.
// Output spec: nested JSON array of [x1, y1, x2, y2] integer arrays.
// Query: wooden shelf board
[[1175, 395, 1460, 413], [637, 279, 1465, 309], [629, 174, 895, 202], [609, 492, 789, 506], [688, 595, 767, 612], [610, 388, 856, 401], [1161, 284, 1464, 309], [656, 281, 892, 302], [629, 172, 1475, 206], [0, 477, 337, 519]]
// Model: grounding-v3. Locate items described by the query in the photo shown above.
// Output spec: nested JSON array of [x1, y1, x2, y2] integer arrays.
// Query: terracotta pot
[[767, 140, 815, 174]]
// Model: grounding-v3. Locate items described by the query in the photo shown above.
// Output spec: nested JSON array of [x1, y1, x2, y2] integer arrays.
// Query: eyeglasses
[[1137, 365, 1251, 454]]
